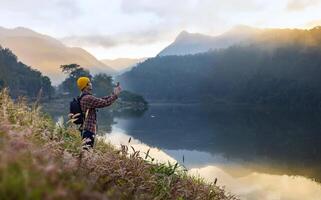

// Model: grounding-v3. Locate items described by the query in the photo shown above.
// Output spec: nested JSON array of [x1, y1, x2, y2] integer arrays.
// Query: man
[[77, 76, 121, 148]]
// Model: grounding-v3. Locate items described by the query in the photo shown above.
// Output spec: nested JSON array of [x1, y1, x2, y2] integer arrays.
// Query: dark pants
[[81, 130, 95, 148]]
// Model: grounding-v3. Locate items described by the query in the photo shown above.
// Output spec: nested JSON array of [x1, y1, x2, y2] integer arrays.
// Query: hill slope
[[0, 89, 232, 200], [101, 57, 147, 73], [0, 27, 114, 84], [119, 26, 321, 108], [0, 46, 53, 98]]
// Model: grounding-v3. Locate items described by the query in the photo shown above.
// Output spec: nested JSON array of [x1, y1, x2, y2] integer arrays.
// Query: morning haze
[[1, 0, 321, 199]]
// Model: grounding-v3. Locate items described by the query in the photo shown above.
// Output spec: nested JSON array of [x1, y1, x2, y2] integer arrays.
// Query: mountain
[[0, 27, 114, 85], [158, 25, 261, 56], [101, 57, 147, 74], [118, 26, 321, 108], [0, 46, 54, 98]]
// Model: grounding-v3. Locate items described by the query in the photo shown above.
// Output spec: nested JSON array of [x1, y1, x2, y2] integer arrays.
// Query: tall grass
[[0, 89, 237, 200]]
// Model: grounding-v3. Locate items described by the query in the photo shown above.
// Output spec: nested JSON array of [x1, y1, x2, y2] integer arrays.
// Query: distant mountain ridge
[[158, 25, 321, 56], [158, 25, 261, 56], [0, 27, 114, 85], [101, 57, 148, 74]]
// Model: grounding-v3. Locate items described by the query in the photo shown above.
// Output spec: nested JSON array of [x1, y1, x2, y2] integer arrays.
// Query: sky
[[1, 0, 321, 59]]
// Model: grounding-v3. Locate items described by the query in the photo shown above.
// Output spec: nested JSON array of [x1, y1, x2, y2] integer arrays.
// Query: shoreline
[[0, 89, 235, 200]]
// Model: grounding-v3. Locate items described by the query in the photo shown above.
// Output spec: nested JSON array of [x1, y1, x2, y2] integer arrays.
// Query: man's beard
[[84, 87, 93, 94]]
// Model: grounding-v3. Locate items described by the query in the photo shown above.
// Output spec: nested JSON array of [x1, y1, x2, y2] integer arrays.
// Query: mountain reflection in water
[[45, 102, 321, 199], [103, 128, 321, 200], [112, 104, 321, 182]]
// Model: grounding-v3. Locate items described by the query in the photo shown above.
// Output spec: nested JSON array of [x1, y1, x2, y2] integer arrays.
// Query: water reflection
[[103, 128, 321, 200], [113, 104, 321, 182], [44, 101, 321, 199], [101, 128, 177, 164], [190, 166, 321, 200]]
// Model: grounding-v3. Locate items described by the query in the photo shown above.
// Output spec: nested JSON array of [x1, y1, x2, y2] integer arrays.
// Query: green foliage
[[0, 152, 61, 200], [0, 46, 54, 99], [60, 63, 82, 76], [59, 65, 148, 108], [92, 73, 114, 96], [60, 64, 91, 96], [151, 162, 181, 176], [119, 27, 321, 108], [119, 90, 148, 104], [0, 79, 4, 89]]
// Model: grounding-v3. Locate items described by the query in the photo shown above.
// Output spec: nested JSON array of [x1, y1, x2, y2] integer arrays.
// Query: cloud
[[0, 0, 81, 19], [121, 0, 263, 15], [286, 0, 320, 11], [62, 29, 170, 49], [120, 0, 264, 34], [2, 0, 321, 58], [304, 19, 321, 28], [62, 35, 116, 48], [0, 0, 83, 37]]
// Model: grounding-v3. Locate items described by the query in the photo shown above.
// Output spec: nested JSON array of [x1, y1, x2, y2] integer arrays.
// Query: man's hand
[[113, 82, 122, 96]]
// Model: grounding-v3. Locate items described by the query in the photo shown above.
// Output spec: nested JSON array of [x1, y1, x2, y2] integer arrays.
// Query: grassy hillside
[[0, 89, 234, 200]]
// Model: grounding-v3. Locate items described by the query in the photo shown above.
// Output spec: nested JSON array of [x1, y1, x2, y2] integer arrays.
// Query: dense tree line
[[59, 64, 147, 105], [60, 64, 92, 97], [0, 46, 54, 98], [118, 27, 321, 108], [0, 46, 146, 107]]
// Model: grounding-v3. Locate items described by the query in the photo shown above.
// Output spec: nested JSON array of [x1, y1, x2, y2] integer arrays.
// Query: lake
[[47, 103, 321, 200]]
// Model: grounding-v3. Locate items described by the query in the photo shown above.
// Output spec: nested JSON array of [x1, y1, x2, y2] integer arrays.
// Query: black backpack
[[69, 94, 87, 125]]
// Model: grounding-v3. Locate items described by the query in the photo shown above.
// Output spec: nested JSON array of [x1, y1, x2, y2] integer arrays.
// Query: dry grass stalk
[[0, 89, 237, 200]]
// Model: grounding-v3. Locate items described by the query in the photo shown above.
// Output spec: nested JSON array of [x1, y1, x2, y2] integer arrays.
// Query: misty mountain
[[119, 26, 321, 108], [158, 25, 260, 56], [0, 27, 114, 85], [101, 57, 147, 74]]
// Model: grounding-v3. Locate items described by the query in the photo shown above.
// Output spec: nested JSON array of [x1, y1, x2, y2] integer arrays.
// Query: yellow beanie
[[77, 77, 90, 90]]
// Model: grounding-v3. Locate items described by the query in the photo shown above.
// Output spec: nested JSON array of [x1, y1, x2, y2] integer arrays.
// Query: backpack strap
[[77, 93, 90, 131], [78, 93, 89, 101]]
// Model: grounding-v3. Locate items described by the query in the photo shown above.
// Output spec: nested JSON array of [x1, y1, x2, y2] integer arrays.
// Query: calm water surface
[[48, 103, 321, 200], [109, 104, 321, 200]]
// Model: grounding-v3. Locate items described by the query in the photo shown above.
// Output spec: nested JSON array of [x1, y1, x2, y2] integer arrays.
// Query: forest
[[0, 46, 147, 108], [0, 46, 54, 99], [119, 27, 321, 108]]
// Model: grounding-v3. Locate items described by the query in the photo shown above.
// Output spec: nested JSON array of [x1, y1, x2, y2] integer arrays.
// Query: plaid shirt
[[80, 91, 118, 134]]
